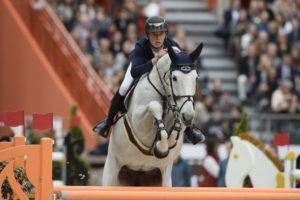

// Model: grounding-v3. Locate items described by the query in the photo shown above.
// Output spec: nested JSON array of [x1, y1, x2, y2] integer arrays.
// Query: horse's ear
[[189, 43, 203, 62], [166, 41, 177, 63]]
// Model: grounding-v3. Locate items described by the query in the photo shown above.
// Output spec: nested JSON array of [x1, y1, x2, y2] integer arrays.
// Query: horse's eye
[[172, 76, 177, 82]]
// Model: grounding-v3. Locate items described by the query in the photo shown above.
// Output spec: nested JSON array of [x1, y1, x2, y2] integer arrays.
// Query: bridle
[[148, 62, 196, 117]]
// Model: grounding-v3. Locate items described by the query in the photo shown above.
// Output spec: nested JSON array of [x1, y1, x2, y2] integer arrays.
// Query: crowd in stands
[[210, 0, 300, 143], [217, 0, 300, 114], [48, 0, 300, 142]]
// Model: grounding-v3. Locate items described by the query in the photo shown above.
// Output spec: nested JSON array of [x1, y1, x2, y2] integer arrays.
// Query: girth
[[123, 114, 154, 156]]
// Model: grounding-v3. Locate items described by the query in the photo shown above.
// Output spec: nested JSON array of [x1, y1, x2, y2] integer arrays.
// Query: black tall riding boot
[[184, 126, 206, 145], [93, 91, 125, 137]]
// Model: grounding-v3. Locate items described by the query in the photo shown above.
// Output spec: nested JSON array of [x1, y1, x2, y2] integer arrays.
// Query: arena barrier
[[0, 136, 53, 200], [54, 186, 300, 200], [1, 137, 299, 200]]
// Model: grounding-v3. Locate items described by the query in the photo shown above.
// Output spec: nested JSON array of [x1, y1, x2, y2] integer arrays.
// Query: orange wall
[[0, 1, 97, 148]]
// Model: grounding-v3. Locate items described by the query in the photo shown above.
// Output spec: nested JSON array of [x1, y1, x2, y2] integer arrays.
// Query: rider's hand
[[152, 54, 159, 65], [152, 49, 167, 65], [158, 48, 167, 58]]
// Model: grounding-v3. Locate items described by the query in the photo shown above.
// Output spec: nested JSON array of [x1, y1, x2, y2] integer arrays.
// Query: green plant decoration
[[233, 111, 249, 136], [0, 161, 34, 200], [65, 105, 90, 185]]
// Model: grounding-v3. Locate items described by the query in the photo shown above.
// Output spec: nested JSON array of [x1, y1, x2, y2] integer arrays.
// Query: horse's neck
[[126, 56, 172, 147], [247, 142, 279, 187], [149, 66, 167, 96], [125, 74, 162, 147]]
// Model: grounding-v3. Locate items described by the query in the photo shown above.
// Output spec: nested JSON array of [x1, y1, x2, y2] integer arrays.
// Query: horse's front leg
[[168, 118, 181, 149], [148, 101, 169, 158]]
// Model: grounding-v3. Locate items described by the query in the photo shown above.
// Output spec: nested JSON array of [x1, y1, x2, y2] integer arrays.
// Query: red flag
[[0, 113, 4, 126], [4, 110, 24, 127], [32, 113, 53, 130], [273, 133, 289, 146], [71, 116, 80, 127]]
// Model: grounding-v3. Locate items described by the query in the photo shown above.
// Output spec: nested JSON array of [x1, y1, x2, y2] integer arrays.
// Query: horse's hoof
[[153, 145, 169, 159], [186, 127, 206, 145]]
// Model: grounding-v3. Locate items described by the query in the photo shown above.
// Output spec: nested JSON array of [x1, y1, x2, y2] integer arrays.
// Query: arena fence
[[1, 136, 299, 200], [55, 186, 300, 200], [0, 136, 52, 200]]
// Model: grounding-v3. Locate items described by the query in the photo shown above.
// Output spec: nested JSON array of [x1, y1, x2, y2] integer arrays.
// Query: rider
[[94, 16, 205, 144]]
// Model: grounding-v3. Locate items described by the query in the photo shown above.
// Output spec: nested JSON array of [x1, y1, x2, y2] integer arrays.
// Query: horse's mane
[[239, 133, 283, 170], [156, 54, 171, 70]]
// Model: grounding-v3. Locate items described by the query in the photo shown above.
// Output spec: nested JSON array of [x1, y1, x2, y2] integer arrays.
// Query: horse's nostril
[[183, 114, 192, 126]]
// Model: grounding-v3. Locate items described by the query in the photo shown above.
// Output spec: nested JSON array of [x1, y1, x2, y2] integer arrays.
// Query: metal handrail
[[10, 0, 112, 125]]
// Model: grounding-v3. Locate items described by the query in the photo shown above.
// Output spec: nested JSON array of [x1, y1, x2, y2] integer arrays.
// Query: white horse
[[225, 135, 282, 188], [102, 43, 203, 186]]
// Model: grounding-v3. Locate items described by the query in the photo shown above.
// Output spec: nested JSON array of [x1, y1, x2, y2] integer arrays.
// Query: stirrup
[[93, 119, 110, 138]]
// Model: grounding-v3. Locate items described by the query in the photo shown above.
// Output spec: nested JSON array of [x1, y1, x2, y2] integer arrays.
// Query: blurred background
[[1, 0, 300, 187]]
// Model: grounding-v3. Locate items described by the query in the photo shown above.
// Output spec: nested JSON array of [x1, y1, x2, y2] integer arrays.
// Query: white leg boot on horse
[[167, 119, 181, 149], [148, 101, 169, 158]]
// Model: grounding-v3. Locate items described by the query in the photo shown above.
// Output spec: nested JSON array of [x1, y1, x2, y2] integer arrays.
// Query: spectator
[[217, 139, 231, 187], [143, 0, 161, 18], [237, 44, 259, 104], [271, 80, 293, 113], [215, 0, 241, 49], [255, 31, 269, 54], [171, 155, 192, 187], [256, 10, 270, 32], [174, 30, 187, 50], [115, 40, 133, 71], [73, 14, 90, 41], [90, 6, 111, 38], [115, 9, 131, 35], [287, 17, 300, 47], [199, 137, 220, 187], [79, 0, 96, 21], [109, 31, 123, 56], [277, 31, 290, 56], [125, 23, 138, 44], [210, 79, 223, 104], [240, 23, 257, 52], [276, 53, 297, 86], [266, 42, 281, 69]]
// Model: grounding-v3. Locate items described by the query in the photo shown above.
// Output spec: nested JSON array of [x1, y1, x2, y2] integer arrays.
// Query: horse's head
[[165, 42, 203, 126], [225, 136, 255, 187]]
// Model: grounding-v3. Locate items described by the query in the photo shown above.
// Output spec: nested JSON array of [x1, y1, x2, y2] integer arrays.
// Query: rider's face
[[148, 31, 167, 50]]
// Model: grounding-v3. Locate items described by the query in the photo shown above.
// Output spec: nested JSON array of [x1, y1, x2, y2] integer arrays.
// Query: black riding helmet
[[145, 16, 168, 34]]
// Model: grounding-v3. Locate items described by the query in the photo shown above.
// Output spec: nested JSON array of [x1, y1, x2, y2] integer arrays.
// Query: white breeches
[[119, 63, 133, 96], [237, 74, 248, 101]]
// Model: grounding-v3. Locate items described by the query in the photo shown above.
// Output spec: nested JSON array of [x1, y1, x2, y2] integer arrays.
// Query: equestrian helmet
[[145, 16, 168, 33]]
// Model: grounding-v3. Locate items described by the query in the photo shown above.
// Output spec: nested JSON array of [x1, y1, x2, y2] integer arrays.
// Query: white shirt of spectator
[[144, 0, 161, 18], [202, 156, 220, 178]]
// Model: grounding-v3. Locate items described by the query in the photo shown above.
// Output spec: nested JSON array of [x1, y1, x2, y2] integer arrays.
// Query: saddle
[[113, 75, 143, 124]]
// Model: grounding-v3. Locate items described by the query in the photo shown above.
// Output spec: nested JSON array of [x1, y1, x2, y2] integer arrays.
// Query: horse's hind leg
[[102, 154, 120, 186], [148, 101, 169, 158]]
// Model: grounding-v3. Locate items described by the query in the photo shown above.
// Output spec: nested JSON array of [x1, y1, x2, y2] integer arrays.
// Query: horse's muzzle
[[182, 113, 193, 126]]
